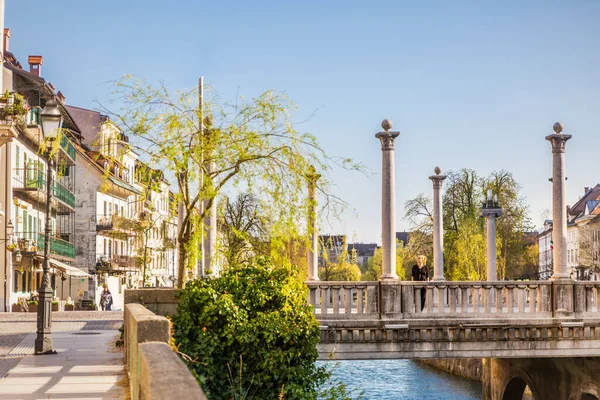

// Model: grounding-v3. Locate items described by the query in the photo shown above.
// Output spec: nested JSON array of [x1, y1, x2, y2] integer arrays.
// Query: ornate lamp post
[[3, 219, 13, 312], [35, 96, 62, 355]]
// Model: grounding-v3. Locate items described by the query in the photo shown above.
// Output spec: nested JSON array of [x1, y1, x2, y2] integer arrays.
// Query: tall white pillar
[[203, 162, 217, 276], [429, 167, 446, 281], [546, 122, 571, 280], [306, 166, 320, 281], [376, 119, 400, 280], [480, 190, 502, 281]]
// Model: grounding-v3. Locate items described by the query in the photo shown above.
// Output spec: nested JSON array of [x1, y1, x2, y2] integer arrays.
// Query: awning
[[49, 258, 91, 277]]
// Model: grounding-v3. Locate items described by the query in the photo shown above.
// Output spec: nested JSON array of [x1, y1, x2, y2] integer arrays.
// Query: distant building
[[396, 231, 410, 246], [318, 234, 346, 266], [347, 243, 377, 266], [539, 185, 600, 281]]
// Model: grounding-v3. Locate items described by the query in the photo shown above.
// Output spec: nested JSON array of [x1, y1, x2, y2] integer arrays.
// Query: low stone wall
[[124, 289, 180, 316], [124, 303, 206, 400], [420, 358, 483, 381]]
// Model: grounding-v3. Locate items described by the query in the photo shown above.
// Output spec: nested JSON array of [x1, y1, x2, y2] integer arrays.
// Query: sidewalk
[[0, 330, 127, 399]]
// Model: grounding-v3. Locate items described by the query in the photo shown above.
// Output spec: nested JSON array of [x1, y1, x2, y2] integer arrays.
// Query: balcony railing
[[26, 107, 41, 126], [96, 253, 141, 270], [60, 135, 76, 161], [12, 168, 76, 209], [37, 233, 76, 259], [53, 180, 75, 208], [13, 232, 75, 260], [96, 214, 142, 234]]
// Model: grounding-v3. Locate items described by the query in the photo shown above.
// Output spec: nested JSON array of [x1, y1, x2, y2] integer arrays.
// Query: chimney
[[3, 28, 9, 53], [56, 91, 65, 104], [28, 55, 42, 77], [585, 187, 590, 194]]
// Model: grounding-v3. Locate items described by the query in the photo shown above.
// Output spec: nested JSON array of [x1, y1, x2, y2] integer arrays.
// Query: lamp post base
[[34, 286, 55, 355]]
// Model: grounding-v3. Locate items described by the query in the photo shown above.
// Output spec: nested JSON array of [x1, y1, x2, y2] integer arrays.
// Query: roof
[[64, 105, 107, 145], [396, 231, 410, 245], [5, 63, 82, 135], [75, 144, 141, 196], [320, 235, 345, 245], [569, 184, 600, 218], [348, 243, 378, 257]]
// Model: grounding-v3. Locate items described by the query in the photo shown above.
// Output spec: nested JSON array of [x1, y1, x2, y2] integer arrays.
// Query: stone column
[[376, 119, 400, 280], [306, 166, 320, 281], [429, 167, 446, 281], [203, 162, 217, 276], [480, 190, 502, 281], [546, 122, 571, 280]]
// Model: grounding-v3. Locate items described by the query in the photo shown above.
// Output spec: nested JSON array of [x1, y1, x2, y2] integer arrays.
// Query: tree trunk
[[177, 240, 188, 288]]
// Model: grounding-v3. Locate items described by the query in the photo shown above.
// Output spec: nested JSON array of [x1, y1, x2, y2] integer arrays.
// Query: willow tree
[[105, 76, 354, 287]]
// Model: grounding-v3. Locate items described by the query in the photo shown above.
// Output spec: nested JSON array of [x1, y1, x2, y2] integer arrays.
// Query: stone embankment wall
[[420, 358, 483, 381], [124, 302, 207, 400]]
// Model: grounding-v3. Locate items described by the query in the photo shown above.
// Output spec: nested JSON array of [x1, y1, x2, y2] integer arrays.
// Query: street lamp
[[35, 96, 62, 355], [3, 220, 14, 312]]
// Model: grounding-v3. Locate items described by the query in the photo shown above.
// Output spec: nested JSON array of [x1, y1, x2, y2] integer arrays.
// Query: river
[[319, 359, 482, 399]]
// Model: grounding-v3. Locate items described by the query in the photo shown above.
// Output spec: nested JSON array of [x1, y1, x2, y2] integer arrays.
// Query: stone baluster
[[332, 286, 340, 314], [426, 286, 434, 313], [376, 119, 400, 280], [345, 286, 352, 315]]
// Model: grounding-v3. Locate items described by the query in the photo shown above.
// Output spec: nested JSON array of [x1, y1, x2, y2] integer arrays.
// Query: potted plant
[[51, 301, 60, 311], [65, 297, 74, 311], [27, 300, 38, 312], [7, 243, 16, 252]]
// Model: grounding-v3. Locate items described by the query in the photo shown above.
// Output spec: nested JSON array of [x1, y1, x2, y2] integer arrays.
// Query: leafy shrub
[[173, 258, 348, 399]]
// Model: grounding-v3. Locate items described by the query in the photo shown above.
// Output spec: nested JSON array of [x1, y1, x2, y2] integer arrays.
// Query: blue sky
[[7, 1, 600, 242]]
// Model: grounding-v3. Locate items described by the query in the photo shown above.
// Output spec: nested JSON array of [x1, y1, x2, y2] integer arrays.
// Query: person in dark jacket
[[100, 284, 113, 311], [411, 255, 430, 311]]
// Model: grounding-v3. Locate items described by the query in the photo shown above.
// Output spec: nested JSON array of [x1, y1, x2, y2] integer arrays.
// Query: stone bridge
[[308, 280, 600, 400]]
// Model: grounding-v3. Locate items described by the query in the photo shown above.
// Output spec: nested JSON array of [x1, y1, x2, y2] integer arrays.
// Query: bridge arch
[[580, 381, 600, 400], [501, 369, 540, 400]]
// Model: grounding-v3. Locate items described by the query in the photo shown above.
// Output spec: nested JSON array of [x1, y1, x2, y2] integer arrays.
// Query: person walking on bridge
[[411, 255, 430, 311]]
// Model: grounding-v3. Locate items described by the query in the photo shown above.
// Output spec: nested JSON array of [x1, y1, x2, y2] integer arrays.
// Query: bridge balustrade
[[307, 281, 554, 319], [404, 281, 552, 318], [575, 282, 600, 316], [306, 281, 379, 319]]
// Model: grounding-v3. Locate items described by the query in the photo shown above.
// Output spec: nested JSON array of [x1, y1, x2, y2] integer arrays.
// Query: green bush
[[173, 258, 350, 400]]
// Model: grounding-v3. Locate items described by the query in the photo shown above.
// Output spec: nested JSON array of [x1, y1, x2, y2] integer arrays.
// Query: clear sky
[[7, 1, 600, 242]]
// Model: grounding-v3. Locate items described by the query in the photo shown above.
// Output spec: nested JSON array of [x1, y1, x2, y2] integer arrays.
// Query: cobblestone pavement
[[0, 311, 124, 382]]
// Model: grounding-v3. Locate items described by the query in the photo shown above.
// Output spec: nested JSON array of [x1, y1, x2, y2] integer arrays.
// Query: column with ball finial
[[546, 122, 571, 280], [376, 120, 400, 280]]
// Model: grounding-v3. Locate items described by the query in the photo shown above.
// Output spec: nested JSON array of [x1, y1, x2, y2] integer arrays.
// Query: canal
[[320, 359, 482, 399]]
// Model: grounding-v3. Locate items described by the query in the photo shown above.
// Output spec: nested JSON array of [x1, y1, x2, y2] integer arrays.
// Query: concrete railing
[[307, 281, 379, 319], [307, 280, 574, 320], [124, 289, 180, 317], [124, 303, 206, 400]]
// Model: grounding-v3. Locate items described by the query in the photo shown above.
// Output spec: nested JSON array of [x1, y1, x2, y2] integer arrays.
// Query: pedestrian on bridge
[[411, 255, 430, 311]]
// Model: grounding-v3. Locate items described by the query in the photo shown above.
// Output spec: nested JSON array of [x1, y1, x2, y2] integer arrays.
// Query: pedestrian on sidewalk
[[100, 284, 113, 311]]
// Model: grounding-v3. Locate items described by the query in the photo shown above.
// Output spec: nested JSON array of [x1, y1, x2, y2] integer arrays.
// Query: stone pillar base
[[34, 286, 55, 355], [552, 280, 574, 316]]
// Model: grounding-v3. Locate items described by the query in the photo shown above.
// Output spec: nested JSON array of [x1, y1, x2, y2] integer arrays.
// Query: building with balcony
[[67, 105, 143, 309], [132, 161, 178, 288], [0, 47, 88, 312]]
